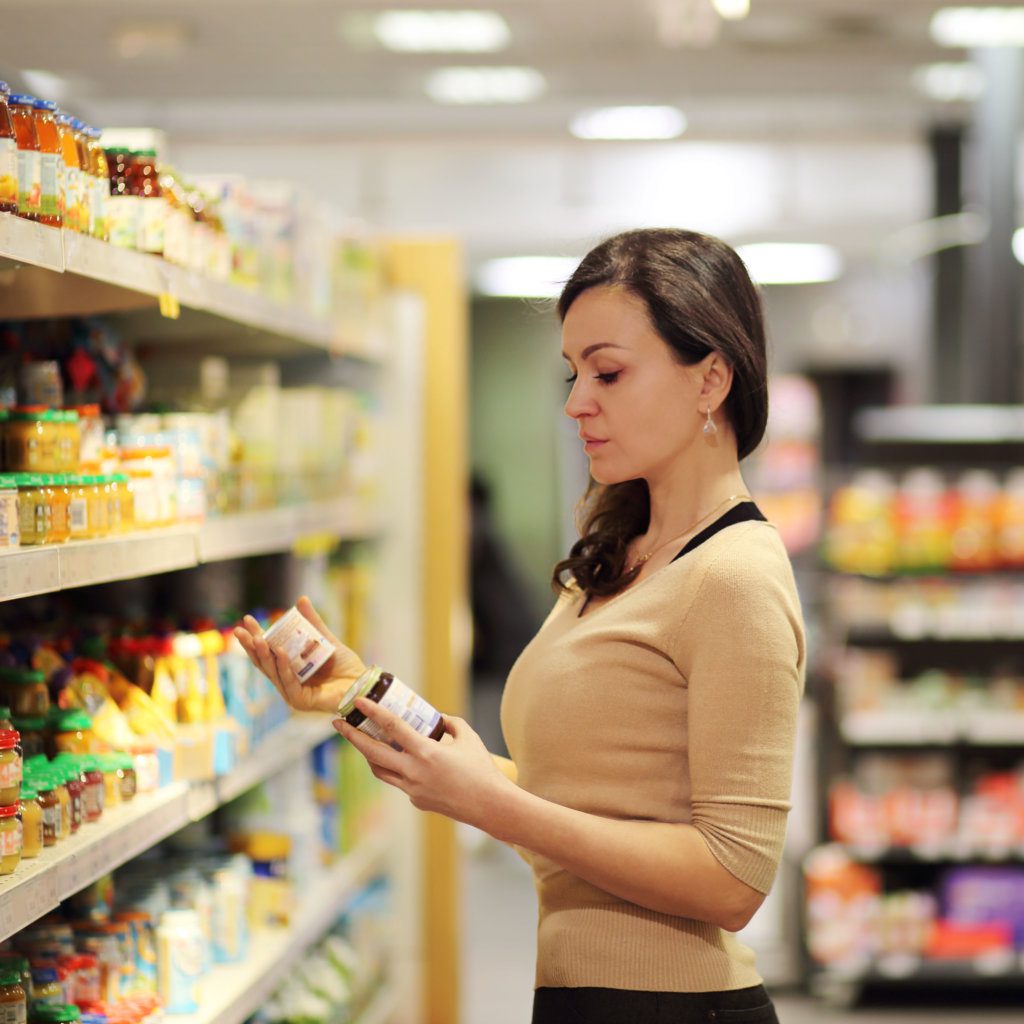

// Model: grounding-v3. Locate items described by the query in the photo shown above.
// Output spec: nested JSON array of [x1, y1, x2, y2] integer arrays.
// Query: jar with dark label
[[80, 757, 104, 823], [337, 665, 446, 745], [33, 777, 59, 848]]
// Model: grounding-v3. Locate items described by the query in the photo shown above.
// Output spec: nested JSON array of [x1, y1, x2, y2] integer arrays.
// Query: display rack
[[173, 832, 391, 1024], [0, 213, 425, 1023], [0, 714, 334, 943], [807, 406, 1024, 1003]]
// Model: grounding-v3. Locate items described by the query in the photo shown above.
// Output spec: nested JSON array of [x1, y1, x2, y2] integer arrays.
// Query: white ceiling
[[0, 1, 1010, 276]]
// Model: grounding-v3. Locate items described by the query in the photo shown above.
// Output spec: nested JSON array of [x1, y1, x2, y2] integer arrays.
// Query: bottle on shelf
[[31, 99, 62, 228], [8, 94, 41, 222], [0, 82, 17, 216]]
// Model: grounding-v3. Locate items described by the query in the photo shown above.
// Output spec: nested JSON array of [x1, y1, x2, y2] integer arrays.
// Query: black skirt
[[531, 983, 779, 1024]]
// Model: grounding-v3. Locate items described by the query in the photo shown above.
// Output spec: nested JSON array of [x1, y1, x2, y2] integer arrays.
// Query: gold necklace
[[628, 494, 752, 574]]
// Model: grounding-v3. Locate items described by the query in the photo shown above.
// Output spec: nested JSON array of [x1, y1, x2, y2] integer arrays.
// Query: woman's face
[[562, 285, 705, 486]]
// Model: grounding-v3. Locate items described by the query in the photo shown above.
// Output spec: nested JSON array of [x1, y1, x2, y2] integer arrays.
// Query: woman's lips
[[581, 436, 607, 452]]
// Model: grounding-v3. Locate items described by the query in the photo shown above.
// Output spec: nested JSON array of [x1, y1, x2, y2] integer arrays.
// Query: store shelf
[[0, 500, 380, 601], [840, 710, 1024, 747], [0, 713, 335, 943], [1, 215, 369, 357], [817, 951, 1024, 985], [839, 841, 1024, 865], [172, 833, 389, 1024], [855, 405, 1024, 445]]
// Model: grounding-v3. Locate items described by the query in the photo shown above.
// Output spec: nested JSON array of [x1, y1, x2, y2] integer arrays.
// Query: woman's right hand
[[233, 595, 367, 716]]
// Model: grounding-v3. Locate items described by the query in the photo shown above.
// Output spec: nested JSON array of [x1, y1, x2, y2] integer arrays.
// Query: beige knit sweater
[[500, 519, 805, 992]]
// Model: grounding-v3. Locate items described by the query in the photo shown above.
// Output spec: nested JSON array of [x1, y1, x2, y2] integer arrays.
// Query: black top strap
[[670, 501, 767, 562]]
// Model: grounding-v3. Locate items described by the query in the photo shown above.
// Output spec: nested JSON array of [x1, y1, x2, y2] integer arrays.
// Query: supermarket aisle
[[459, 837, 1024, 1024]]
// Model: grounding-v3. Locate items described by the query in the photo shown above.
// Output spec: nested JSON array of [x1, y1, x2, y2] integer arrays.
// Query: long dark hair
[[552, 228, 768, 598]]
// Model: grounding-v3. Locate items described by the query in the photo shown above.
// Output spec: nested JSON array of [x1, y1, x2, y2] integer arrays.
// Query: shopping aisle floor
[[459, 836, 1023, 1024]]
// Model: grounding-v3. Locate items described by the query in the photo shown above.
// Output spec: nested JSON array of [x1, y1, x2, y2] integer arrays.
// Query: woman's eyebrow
[[561, 342, 627, 361]]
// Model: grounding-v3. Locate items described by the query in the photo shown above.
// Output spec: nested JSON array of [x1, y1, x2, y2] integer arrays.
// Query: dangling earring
[[703, 406, 718, 437]]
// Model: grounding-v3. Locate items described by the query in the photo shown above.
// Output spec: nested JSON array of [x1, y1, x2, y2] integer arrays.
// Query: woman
[[236, 228, 805, 1024]]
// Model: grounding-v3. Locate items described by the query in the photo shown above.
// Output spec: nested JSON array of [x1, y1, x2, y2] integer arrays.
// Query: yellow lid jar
[[44, 474, 70, 544]]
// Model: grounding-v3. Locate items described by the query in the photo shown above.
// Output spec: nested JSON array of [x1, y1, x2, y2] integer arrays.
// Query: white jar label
[[357, 673, 442, 745]]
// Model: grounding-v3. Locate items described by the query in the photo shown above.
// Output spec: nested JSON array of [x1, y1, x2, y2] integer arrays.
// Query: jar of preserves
[[337, 665, 447, 743], [55, 114, 82, 233], [105, 149, 139, 250], [56, 411, 80, 473], [53, 760, 82, 832], [113, 752, 136, 802], [80, 757, 104, 823], [52, 709, 93, 755], [0, 730, 23, 804], [95, 755, 121, 809], [8, 94, 40, 221], [16, 475, 50, 546], [0, 473, 20, 549], [0, 801, 22, 874], [112, 473, 134, 532], [84, 127, 108, 242], [66, 476, 90, 540], [33, 776, 59, 847], [12, 717, 45, 758], [19, 781, 43, 858], [84, 476, 109, 537], [44, 475, 70, 544], [133, 150, 164, 254], [0, 965, 27, 1024], [1, 669, 49, 718], [0, 83, 17, 215], [6, 408, 59, 473], [49, 770, 71, 840], [31, 99, 61, 228]]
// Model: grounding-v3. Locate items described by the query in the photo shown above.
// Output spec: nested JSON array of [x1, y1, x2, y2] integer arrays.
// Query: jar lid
[[0, 803, 19, 818], [0, 965, 21, 986], [0, 82, 8, 97], [8, 94, 37, 106], [0, 667, 45, 684], [336, 665, 383, 718], [19, 783, 37, 801], [0, 475, 16, 490], [0, 706, 10, 721], [0, 729, 21, 750], [32, 98, 58, 112], [30, 1004, 81, 1024], [54, 709, 92, 731]]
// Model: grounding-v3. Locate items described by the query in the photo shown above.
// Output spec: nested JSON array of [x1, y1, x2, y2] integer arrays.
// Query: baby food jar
[[0, 965, 27, 1024], [5, 409, 58, 473], [0, 729, 23, 804], [1, 668, 49, 718], [30, 1004, 81, 1024], [12, 716, 45, 758], [33, 775, 59, 848], [0, 800, 22, 874], [261, 606, 336, 682], [80, 756, 104, 823], [15, 475, 50, 545], [0, 474, 19, 548], [19, 781, 43, 858], [52, 709, 94, 755], [53, 760, 83, 833], [337, 666, 446, 744]]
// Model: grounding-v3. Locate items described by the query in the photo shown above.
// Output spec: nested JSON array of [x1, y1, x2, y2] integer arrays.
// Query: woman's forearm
[[487, 784, 764, 932]]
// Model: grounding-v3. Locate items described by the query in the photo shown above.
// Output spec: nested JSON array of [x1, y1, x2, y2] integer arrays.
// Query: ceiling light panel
[[931, 7, 1024, 48], [912, 62, 985, 102], [475, 257, 580, 298], [711, 0, 751, 21], [736, 243, 843, 285], [372, 10, 511, 53], [569, 106, 687, 140], [425, 67, 546, 105]]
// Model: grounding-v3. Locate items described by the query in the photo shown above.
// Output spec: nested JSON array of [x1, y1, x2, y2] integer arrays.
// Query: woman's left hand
[[334, 699, 514, 832]]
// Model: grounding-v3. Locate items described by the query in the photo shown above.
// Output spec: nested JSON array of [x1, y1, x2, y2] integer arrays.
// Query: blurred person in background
[[238, 228, 805, 1024]]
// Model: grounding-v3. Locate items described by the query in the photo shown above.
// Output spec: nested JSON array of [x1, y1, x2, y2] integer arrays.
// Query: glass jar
[[15, 474, 50, 546], [113, 752, 136, 802], [112, 473, 134, 532], [44, 475, 70, 544], [55, 113, 82, 233], [52, 709, 93, 755], [66, 475, 90, 540], [56, 412, 80, 473], [133, 150, 164, 254], [80, 757, 104, 823], [84, 127, 108, 241], [12, 717, 45, 758], [105, 148, 139, 250], [8, 94, 40, 221], [29, 966, 61, 1006], [54, 760, 83, 833], [121, 455, 158, 528], [0, 801, 22, 874], [0, 965, 26, 1024], [0, 473, 19, 549], [51, 770, 71, 840], [19, 781, 43, 858], [1, 669, 49, 718], [0, 82, 17, 215], [96, 755, 121, 810], [131, 746, 159, 794], [84, 476, 109, 538], [33, 776, 59, 848], [31, 99, 61, 228], [0, 729, 23, 804], [73, 405, 103, 471], [6, 409, 59, 474], [337, 665, 446, 742]]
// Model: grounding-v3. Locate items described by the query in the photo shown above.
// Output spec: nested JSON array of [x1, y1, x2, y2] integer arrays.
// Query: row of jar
[[0, 698, 96, 758], [1, 406, 104, 476], [0, 85, 109, 238]]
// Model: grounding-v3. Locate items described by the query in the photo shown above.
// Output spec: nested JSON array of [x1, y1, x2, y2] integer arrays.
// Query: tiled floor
[[459, 835, 1024, 1024]]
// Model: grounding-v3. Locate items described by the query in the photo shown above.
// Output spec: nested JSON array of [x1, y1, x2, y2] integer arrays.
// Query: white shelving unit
[[0, 714, 334, 943], [172, 835, 391, 1024], [0, 498, 380, 601], [0, 211, 425, 1023]]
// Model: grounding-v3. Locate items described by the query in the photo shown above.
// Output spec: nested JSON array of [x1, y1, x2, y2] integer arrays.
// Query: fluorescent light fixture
[[712, 0, 751, 20], [425, 66, 546, 104], [476, 257, 579, 298], [1014, 227, 1024, 265], [372, 9, 510, 53], [912, 62, 985, 102], [569, 105, 687, 140], [113, 21, 192, 59], [736, 243, 843, 286], [931, 7, 1024, 47], [21, 69, 71, 102]]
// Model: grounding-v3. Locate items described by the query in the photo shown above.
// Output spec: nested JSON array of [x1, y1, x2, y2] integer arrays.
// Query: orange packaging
[[0, 82, 17, 214], [30, 98, 61, 227], [8, 94, 41, 220]]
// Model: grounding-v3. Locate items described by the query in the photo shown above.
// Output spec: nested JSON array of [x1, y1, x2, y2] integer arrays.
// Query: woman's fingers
[[352, 697, 430, 755], [334, 717, 407, 775]]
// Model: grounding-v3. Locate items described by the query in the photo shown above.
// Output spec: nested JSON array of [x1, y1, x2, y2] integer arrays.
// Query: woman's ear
[[699, 353, 734, 409]]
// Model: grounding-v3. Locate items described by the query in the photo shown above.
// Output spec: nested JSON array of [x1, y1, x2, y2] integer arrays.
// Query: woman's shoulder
[[689, 518, 790, 574]]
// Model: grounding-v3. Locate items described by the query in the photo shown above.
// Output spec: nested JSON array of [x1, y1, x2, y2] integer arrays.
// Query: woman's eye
[[595, 372, 620, 385], [564, 373, 578, 385]]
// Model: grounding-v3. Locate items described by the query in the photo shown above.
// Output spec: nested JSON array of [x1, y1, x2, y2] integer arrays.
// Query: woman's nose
[[564, 379, 596, 419]]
